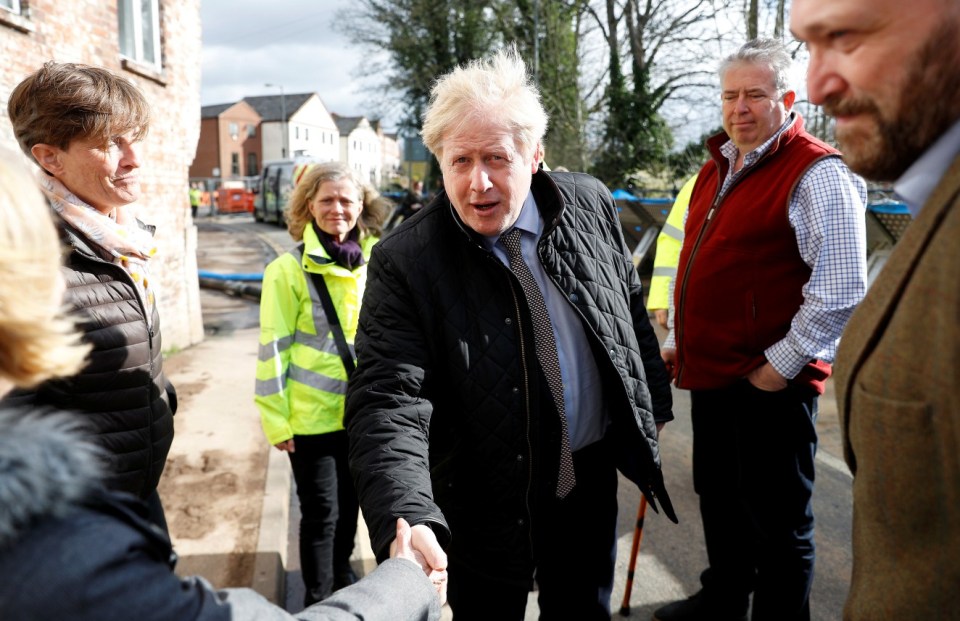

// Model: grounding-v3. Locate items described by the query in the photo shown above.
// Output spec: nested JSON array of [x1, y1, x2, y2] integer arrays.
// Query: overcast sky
[[200, 0, 400, 129]]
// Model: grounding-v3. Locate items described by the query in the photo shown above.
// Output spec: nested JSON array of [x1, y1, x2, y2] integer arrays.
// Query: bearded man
[[792, 0, 960, 619]]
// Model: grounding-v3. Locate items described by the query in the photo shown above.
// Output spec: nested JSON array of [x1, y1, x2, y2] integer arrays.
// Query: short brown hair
[[7, 61, 150, 165], [285, 162, 390, 241]]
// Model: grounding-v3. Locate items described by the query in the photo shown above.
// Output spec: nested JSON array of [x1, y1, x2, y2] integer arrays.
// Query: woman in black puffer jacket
[[2, 61, 176, 529]]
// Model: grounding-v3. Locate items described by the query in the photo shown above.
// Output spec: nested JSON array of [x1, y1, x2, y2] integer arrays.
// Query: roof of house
[[242, 93, 316, 121], [331, 113, 370, 135], [200, 103, 235, 118]]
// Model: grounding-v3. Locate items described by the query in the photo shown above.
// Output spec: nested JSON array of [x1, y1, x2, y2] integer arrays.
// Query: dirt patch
[[157, 327, 270, 589], [160, 451, 262, 541]]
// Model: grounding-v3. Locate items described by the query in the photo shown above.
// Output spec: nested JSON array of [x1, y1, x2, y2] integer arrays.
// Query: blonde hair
[[284, 161, 391, 241], [421, 47, 548, 161], [0, 153, 90, 388], [7, 61, 150, 166]]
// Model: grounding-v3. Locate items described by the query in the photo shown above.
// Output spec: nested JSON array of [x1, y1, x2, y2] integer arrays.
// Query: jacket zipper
[[78, 248, 157, 495], [674, 158, 757, 387]]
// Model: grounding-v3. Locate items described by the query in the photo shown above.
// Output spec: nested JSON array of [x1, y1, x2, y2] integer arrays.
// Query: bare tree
[[588, 0, 736, 186]]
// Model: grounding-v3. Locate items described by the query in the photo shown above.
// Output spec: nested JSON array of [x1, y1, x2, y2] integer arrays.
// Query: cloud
[[200, 0, 398, 127]]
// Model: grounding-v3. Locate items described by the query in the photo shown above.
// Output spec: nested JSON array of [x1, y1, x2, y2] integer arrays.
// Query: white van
[[253, 157, 319, 226]]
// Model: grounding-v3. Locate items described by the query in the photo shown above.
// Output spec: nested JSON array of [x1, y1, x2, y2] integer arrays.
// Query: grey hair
[[421, 46, 548, 161], [719, 38, 793, 96]]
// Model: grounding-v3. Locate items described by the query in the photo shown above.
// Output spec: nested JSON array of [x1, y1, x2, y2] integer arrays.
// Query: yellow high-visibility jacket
[[646, 174, 697, 311], [254, 225, 377, 445]]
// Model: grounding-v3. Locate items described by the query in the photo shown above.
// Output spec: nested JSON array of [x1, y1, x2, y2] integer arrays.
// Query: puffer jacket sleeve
[[345, 245, 450, 561], [612, 199, 674, 424], [629, 269, 674, 423], [254, 256, 300, 445]]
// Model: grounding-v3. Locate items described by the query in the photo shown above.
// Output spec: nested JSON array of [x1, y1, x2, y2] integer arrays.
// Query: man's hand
[[746, 361, 788, 391], [653, 309, 669, 330], [273, 439, 295, 453], [390, 520, 448, 605], [661, 348, 677, 382]]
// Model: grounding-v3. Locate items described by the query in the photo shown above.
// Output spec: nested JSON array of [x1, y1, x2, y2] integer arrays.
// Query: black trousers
[[446, 439, 619, 621], [691, 379, 818, 621], [288, 430, 359, 606]]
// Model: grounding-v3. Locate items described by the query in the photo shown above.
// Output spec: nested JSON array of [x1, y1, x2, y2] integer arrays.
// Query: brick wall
[[0, 0, 204, 349]]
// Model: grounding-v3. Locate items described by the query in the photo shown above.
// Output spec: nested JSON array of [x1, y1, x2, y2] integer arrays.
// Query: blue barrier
[[198, 270, 263, 282]]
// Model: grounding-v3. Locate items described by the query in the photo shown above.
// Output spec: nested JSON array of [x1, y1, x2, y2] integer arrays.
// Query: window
[[295, 126, 299, 139], [247, 124, 256, 138], [1, 0, 21, 14], [229, 122, 239, 139], [119, 0, 161, 68], [231, 153, 240, 176], [247, 153, 258, 176], [305, 128, 309, 141]]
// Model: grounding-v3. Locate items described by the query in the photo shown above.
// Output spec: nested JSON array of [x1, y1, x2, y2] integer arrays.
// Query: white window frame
[[0, 0, 22, 15], [119, 0, 162, 69]]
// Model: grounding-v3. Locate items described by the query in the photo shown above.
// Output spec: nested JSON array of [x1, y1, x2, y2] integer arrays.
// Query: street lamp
[[265, 82, 287, 158]]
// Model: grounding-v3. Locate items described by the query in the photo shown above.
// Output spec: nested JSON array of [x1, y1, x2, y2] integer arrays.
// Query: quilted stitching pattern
[[346, 171, 673, 571]]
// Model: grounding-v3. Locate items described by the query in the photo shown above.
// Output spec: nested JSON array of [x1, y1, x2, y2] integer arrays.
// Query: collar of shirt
[[894, 118, 960, 217], [719, 112, 798, 192]]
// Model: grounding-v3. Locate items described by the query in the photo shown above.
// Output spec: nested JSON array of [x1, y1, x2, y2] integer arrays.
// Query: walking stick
[[618, 494, 649, 616]]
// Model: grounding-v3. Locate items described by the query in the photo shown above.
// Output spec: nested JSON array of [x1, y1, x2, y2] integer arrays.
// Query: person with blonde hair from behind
[[255, 161, 393, 608], [0, 153, 90, 391], [0, 152, 442, 621]]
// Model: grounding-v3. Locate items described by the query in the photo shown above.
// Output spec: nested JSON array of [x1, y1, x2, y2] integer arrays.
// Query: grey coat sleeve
[[223, 559, 440, 621]]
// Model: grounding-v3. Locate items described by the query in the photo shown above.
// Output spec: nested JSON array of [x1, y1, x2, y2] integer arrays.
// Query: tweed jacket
[[834, 154, 960, 619]]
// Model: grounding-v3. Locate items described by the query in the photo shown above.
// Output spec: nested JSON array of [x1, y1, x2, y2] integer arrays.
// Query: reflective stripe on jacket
[[646, 174, 696, 311], [254, 225, 377, 444]]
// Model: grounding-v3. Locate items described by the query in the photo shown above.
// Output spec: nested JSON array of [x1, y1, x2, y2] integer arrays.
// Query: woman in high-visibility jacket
[[255, 162, 389, 606], [646, 174, 697, 329]]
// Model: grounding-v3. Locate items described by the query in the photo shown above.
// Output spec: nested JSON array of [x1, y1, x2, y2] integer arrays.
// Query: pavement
[[159, 215, 850, 619], [160, 218, 382, 613]]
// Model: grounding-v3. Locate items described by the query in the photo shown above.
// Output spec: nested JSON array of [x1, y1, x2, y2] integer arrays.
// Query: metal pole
[[279, 85, 287, 158]]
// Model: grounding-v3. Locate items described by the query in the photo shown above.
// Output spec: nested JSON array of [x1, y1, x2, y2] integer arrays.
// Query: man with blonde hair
[[346, 48, 676, 619]]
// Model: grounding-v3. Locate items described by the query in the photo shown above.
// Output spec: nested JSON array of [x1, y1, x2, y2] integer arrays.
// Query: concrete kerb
[[251, 446, 292, 604]]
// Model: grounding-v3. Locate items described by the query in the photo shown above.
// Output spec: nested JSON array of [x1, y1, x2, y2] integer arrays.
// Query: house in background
[[0, 0, 204, 349], [373, 120, 402, 188], [333, 113, 382, 187], [244, 92, 339, 163], [191, 100, 262, 184]]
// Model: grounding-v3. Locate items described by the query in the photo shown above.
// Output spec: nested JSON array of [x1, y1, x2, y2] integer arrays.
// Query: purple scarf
[[313, 222, 365, 270]]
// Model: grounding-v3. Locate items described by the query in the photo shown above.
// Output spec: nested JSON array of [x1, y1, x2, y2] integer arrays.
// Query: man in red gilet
[[657, 39, 867, 621]]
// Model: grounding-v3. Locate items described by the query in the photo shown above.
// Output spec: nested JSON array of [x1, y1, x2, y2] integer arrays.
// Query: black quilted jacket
[[1, 217, 175, 500], [345, 170, 675, 582]]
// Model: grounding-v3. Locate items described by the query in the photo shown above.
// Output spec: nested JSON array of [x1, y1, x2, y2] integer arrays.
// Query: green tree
[[745, 0, 788, 40], [667, 126, 722, 181], [589, 0, 728, 188], [337, 0, 497, 132], [495, 0, 591, 170]]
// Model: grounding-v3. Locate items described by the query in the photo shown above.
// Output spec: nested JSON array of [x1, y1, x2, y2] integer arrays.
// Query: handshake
[[391, 518, 449, 606]]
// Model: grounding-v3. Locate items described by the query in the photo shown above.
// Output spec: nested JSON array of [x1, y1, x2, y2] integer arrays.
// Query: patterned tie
[[499, 228, 576, 498]]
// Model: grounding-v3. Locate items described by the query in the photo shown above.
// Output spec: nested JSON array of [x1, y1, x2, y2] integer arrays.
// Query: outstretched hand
[[391, 519, 448, 605]]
